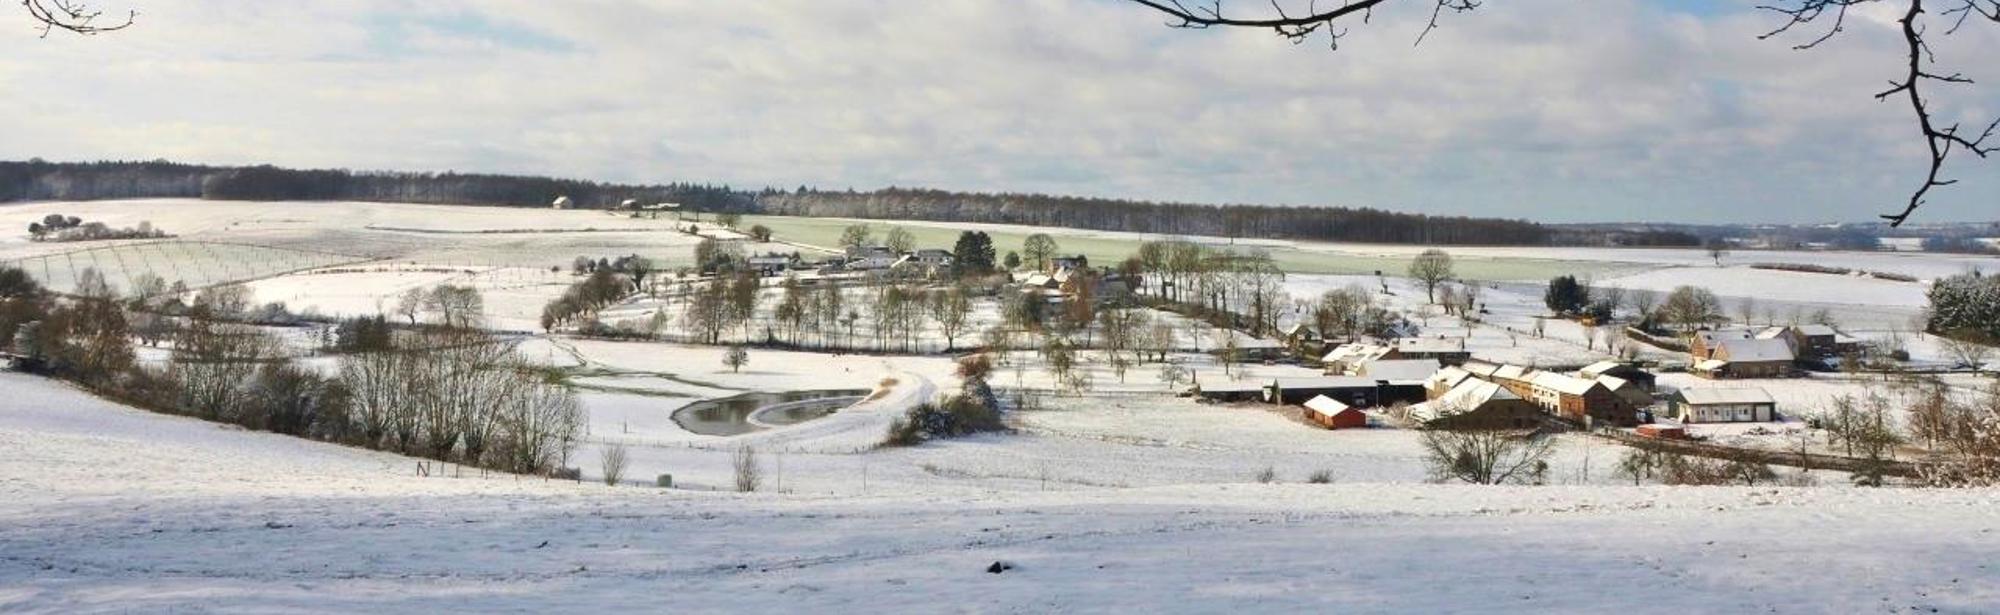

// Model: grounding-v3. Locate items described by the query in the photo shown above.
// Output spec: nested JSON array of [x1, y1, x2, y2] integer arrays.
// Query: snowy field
[[8, 373, 2000, 612], [9, 199, 2000, 611]]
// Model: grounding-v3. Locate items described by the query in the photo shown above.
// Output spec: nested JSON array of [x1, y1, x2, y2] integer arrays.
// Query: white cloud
[[0, 0, 1994, 223]]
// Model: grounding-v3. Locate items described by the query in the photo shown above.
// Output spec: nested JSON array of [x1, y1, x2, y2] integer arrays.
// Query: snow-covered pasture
[[242, 264, 574, 332], [8, 372, 2000, 612], [2, 240, 372, 296]]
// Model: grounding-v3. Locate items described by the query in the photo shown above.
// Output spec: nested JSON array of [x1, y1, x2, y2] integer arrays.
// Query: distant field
[[4, 240, 374, 295], [741, 214, 1648, 281]]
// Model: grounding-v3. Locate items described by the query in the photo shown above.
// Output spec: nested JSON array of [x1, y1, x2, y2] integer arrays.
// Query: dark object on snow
[[550, 467, 582, 481], [656, 473, 674, 488], [986, 561, 1014, 574]]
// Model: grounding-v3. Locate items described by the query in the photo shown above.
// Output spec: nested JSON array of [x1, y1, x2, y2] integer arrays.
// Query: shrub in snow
[[600, 443, 629, 486], [734, 445, 761, 492]]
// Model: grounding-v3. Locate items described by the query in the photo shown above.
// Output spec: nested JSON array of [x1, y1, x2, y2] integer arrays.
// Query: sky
[[1, 0, 1996, 224]]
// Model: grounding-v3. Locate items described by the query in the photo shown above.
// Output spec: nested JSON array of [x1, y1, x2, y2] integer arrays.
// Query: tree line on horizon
[[5, 159, 1577, 246]]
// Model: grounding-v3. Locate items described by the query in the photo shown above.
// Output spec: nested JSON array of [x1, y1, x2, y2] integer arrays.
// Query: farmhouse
[[1691, 328, 1754, 359], [1578, 360, 1656, 392], [845, 246, 901, 270], [1490, 364, 1537, 398], [1594, 375, 1654, 410], [1354, 358, 1441, 383], [1527, 372, 1637, 427], [1192, 381, 1266, 403], [1265, 376, 1383, 407], [746, 255, 794, 276], [1409, 379, 1546, 431], [1694, 338, 1795, 379], [1671, 387, 1777, 423], [1280, 322, 1321, 354], [1321, 342, 1395, 375], [550, 195, 573, 210], [1303, 395, 1368, 430], [1425, 365, 1477, 399], [912, 249, 954, 267], [1757, 324, 1841, 360], [1392, 337, 1472, 365]]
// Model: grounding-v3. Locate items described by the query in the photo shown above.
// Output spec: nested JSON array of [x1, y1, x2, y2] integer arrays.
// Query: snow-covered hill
[[5, 372, 1999, 613]]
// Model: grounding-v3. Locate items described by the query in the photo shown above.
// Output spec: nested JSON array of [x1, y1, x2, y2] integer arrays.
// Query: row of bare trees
[[1, 265, 584, 476], [339, 329, 582, 474]]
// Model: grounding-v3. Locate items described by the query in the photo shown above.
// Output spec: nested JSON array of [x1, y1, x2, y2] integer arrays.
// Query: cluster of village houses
[[619, 204, 1854, 440], [1196, 321, 1866, 438]]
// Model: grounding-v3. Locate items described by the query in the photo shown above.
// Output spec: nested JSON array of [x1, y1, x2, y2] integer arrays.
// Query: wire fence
[[3, 239, 381, 296]]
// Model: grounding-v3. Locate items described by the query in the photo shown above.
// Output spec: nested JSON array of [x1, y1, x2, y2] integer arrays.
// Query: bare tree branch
[[1764, 0, 1998, 226], [1136, 0, 1996, 227], [1126, 0, 1477, 50], [1730, 0, 2000, 226], [21, 0, 133, 37]]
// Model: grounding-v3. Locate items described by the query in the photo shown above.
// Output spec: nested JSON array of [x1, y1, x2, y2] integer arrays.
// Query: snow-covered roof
[[1303, 395, 1353, 417], [1578, 360, 1627, 378], [1321, 343, 1392, 364], [1696, 329, 1752, 345], [1595, 375, 1636, 391], [1273, 376, 1380, 390], [1493, 364, 1532, 381], [1196, 382, 1265, 394], [1219, 332, 1285, 350], [1461, 361, 1501, 378], [1358, 359, 1441, 382], [1693, 358, 1729, 370], [1717, 338, 1795, 362], [1677, 387, 1775, 406], [1395, 337, 1466, 354], [1411, 380, 1520, 422], [1530, 372, 1601, 396], [1795, 324, 1838, 337], [1428, 366, 1476, 391]]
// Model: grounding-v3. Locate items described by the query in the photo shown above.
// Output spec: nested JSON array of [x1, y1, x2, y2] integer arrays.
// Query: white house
[[1671, 387, 1777, 423]]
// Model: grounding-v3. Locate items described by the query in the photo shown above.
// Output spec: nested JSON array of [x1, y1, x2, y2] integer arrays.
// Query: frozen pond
[[671, 389, 870, 436]]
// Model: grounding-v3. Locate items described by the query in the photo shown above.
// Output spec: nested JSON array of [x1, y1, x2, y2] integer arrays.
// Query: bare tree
[[930, 285, 973, 351], [723, 345, 749, 373], [1761, 0, 1999, 226], [1022, 233, 1060, 271], [22, 0, 133, 37], [1940, 330, 1994, 373], [1407, 248, 1453, 304], [733, 445, 762, 492], [1419, 428, 1553, 485], [1128, 0, 1475, 49], [1127, 0, 1999, 226], [885, 226, 916, 254], [1660, 285, 1722, 334], [599, 442, 629, 486], [395, 287, 424, 325]]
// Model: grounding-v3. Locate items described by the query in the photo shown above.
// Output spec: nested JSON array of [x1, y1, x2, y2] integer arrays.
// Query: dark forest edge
[[4, 159, 1631, 247]]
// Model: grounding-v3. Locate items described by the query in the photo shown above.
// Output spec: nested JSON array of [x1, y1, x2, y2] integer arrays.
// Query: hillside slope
[[4, 372, 1999, 612]]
